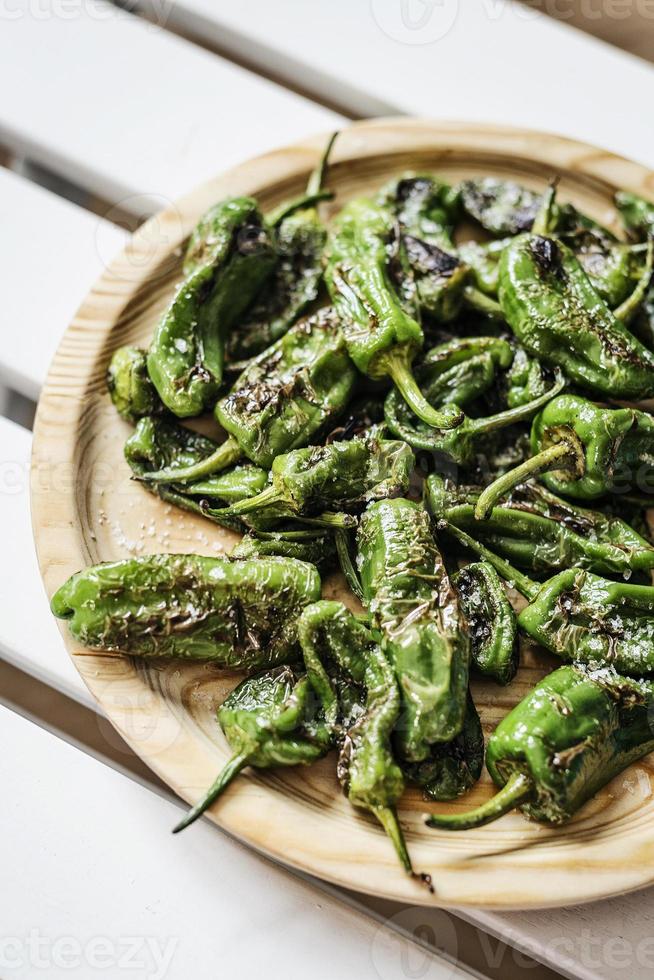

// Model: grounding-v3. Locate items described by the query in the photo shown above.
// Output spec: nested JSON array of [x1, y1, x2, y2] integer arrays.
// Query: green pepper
[[324, 197, 462, 430], [426, 473, 654, 578], [377, 173, 460, 250], [230, 530, 337, 571], [226, 133, 337, 365], [615, 190, 654, 241], [475, 393, 654, 517], [458, 238, 511, 296], [565, 227, 647, 310], [402, 693, 484, 801], [298, 600, 415, 876], [174, 666, 330, 832], [500, 345, 554, 409], [357, 498, 470, 759], [148, 197, 276, 417], [385, 363, 564, 464], [453, 561, 518, 685], [223, 427, 414, 523], [51, 554, 320, 667], [442, 523, 654, 677], [498, 231, 654, 399], [426, 663, 654, 829], [141, 308, 358, 484], [106, 346, 160, 421]]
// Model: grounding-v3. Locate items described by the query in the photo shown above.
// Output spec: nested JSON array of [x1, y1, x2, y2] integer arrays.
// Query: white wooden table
[[3, 3, 654, 977]]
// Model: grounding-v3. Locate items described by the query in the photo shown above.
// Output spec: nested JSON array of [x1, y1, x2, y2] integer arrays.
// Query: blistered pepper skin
[[357, 499, 470, 760], [499, 234, 654, 400], [51, 554, 321, 668], [453, 561, 518, 686], [148, 197, 276, 417], [106, 346, 160, 421]]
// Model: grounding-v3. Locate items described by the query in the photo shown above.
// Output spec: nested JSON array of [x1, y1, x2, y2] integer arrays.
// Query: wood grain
[[31, 119, 654, 909]]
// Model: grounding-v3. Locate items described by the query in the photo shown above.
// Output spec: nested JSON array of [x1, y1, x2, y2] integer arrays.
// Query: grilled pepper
[[443, 523, 654, 677], [298, 600, 415, 875], [51, 554, 320, 667], [453, 561, 518, 685], [615, 190, 654, 241], [324, 197, 462, 430], [223, 427, 414, 523], [498, 231, 654, 399], [475, 393, 654, 517], [426, 663, 654, 829], [226, 133, 337, 364], [107, 346, 160, 421], [357, 498, 470, 759], [402, 693, 484, 801], [231, 530, 337, 571], [148, 197, 276, 416], [377, 173, 460, 251], [142, 308, 358, 484], [386, 365, 564, 465], [174, 666, 330, 832], [426, 473, 654, 578]]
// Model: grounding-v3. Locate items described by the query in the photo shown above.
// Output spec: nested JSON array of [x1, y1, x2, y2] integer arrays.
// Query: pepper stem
[[267, 131, 339, 226], [441, 522, 539, 600], [425, 772, 534, 830], [468, 370, 565, 437], [532, 180, 559, 236], [463, 285, 503, 318], [372, 805, 414, 875], [474, 441, 575, 521], [172, 752, 249, 833], [334, 528, 364, 601], [614, 236, 654, 324], [383, 351, 464, 430], [141, 436, 242, 485], [225, 484, 281, 516]]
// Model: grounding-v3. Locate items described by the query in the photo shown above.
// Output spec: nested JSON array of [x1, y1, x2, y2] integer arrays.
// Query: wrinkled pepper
[[106, 346, 160, 421], [426, 663, 654, 829], [453, 561, 518, 685], [51, 554, 321, 667], [357, 498, 470, 759]]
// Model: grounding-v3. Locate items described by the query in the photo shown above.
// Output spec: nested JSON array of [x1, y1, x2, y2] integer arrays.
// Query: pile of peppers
[[53, 144, 654, 885]]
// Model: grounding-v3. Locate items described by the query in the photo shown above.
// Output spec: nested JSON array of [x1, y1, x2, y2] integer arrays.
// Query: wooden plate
[[32, 119, 654, 910]]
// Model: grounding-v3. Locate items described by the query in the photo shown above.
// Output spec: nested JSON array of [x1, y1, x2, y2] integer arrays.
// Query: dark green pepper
[[615, 190, 654, 241], [226, 133, 337, 365], [498, 232, 654, 399], [174, 666, 330, 832], [324, 197, 462, 430], [148, 197, 276, 416], [402, 693, 484, 801], [453, 561, 518, 685], [459, 177, 544, 236], [298, 600, 416, 876], [106, 346, 160, 421], [51, 554, 321, 667], [385, 364, 564, 465], [426, 663, 654, 829], [443, 523, 654, 677], [230, 530, 337, 571], [357, 498, 470, 759], [426, 473, 654, 578], [141, 309, 358, 484], [475, 393, 654, 517], [223, 427, 414, 523], [377, 173, 460, 251]]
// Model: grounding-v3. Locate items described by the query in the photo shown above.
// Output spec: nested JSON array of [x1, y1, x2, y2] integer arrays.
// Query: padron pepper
[[426, 472, 654, 579], [174, 666, 330, 832], [51, 554, 321, 668], [377, 173, 460, 251], [298, 600, 417, 877], [442, 523, 654, 678], [230, 530, 337, 572], [498, 229, 654, 399], [402, 693, 484, 801], [475, 393, 654, 517], [226, 133, 337, 365], [106, 346, 160, 421], [148, 197, 276, 416], [452, 561, 518, 685], [357, 498, 470, 760], [615, 189, 654, 241], [142, 308, 358, 483], [385, 362, 564, 466], [426, 663, 654, 829], [221, 427, 414, 524], [324, 196, 463, 430]]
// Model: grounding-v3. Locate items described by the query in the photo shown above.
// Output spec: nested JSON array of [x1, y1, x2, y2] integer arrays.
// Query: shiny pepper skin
[[148, 197, 276, 417], [453, 561, 518, 686], [51, 554, 321, 668], [106, 346, 160, 421], [357, 498, 470, 760], [427, 664, 654, 830], [498, 233, 654, 399]]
